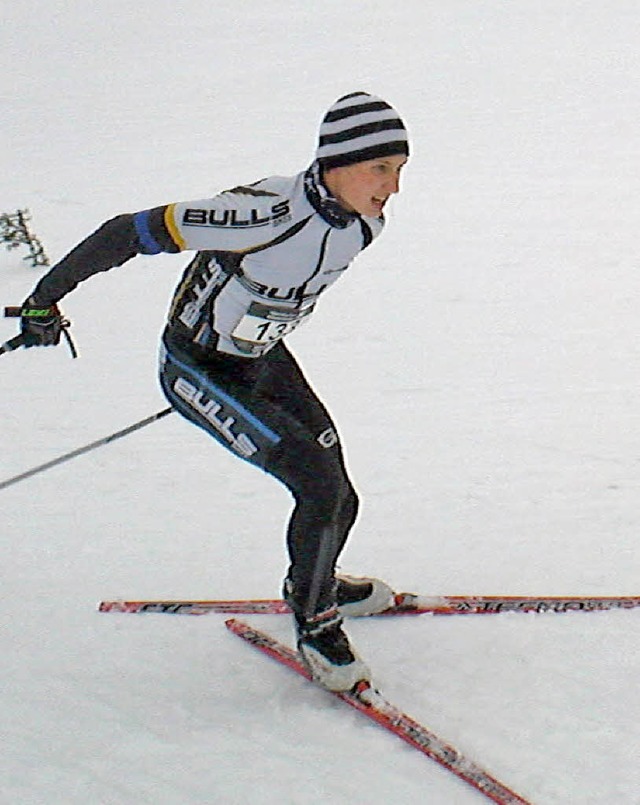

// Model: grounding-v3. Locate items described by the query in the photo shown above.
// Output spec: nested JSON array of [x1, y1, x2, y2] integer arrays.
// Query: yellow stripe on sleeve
[[164, 204, 187, 251]]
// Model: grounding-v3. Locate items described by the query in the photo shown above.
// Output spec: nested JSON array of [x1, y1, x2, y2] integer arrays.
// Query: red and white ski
[[225, 618, 532, 805], [98, 593, 640, 617]]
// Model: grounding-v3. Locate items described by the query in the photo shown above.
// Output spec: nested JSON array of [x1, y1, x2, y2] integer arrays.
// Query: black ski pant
[[159, 334, 359, 617]]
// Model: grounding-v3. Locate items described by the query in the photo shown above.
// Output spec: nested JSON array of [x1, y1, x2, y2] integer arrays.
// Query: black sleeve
[[31, 214, 141, 305]]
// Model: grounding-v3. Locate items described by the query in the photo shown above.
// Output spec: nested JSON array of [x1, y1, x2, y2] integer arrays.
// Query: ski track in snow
[[2, 2, 640, 803]]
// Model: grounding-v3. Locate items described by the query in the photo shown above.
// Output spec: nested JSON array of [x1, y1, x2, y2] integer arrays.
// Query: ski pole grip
[[4, 306, 22, 317]]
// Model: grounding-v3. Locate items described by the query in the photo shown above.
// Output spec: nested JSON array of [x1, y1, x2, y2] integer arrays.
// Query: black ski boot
[[295, 607, 371, 692], [336, 574, 395, 617]]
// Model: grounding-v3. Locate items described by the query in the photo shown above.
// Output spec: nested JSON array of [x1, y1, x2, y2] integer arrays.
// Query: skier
[[17, 91, 410, 692]]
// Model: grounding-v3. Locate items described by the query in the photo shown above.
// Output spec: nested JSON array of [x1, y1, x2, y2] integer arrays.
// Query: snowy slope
[[2, 2, 640, 802]]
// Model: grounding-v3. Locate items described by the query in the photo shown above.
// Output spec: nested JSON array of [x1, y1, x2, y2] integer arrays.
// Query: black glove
[[20, 299, 65, 347]]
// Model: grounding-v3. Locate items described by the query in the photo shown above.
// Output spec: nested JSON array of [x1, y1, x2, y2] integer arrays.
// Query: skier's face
[[323, 154, 407, 218]]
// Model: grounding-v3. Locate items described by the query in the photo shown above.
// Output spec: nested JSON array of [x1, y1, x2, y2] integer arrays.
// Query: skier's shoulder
[[161, 172, 307, 252], [174, 172, 307, 227], [230, 172, 299, 197], [216, 172, 305, 210]]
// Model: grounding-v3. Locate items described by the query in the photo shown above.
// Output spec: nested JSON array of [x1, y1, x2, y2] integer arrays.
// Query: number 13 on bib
[[231, 301, 315, 355]]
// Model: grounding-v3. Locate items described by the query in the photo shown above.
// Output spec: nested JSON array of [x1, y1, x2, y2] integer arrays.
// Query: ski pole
[[1, 306, 24, 355], [0, 407, 173, 491], [0, 334, 25, 355]]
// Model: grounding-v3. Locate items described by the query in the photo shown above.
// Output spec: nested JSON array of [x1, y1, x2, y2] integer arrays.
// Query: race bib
[[231, 301, 314, 354]]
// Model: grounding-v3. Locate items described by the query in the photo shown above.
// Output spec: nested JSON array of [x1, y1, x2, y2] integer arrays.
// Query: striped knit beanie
[[316, 92, 409, 170]]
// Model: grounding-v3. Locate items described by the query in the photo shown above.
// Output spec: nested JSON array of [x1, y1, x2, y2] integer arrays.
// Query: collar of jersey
[[304, 162, 358, 230]]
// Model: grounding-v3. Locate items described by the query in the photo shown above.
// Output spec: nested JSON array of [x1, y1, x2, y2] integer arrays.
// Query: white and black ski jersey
[[31, 165, 384, 359]]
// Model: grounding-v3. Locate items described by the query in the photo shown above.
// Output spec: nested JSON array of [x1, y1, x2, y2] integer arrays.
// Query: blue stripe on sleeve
[[133, 210, 163, 254]]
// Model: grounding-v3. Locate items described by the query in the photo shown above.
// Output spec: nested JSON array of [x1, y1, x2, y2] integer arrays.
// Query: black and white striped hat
[[316, 92, 409, 170]]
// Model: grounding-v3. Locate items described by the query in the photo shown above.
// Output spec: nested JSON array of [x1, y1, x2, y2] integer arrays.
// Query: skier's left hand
[[20, 299, 66, 347]]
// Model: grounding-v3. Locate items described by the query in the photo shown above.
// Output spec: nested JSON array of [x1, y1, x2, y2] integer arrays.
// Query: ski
[[98, 593, 640, 617], [225, 618, 532, 805]]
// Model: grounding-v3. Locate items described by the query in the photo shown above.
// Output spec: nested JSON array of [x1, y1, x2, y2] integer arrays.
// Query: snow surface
[[2, 2, 640, 802]]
